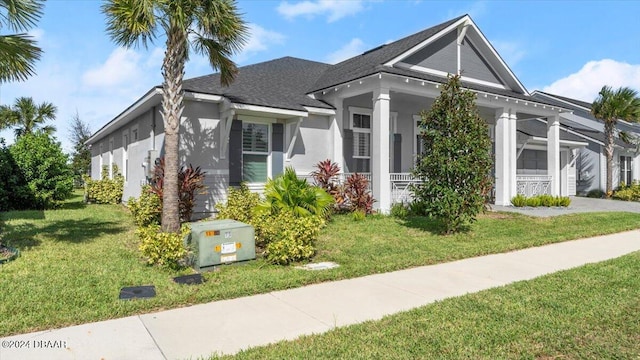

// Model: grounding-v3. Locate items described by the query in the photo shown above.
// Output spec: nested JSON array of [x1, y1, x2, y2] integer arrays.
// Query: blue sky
[[2, 0, 640, 152]]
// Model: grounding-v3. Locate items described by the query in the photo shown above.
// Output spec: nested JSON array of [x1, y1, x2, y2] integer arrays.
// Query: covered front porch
[[316, 73, 573, 212]]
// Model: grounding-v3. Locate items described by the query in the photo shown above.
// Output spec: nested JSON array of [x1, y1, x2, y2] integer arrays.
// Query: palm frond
[[0, 0, 43, 32], [0, 33, 41, 82], [102, 0, 158, 48]]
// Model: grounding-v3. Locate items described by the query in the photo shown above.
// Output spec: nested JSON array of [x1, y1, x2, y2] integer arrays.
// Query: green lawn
[[215, 252, 640, 359], [1, 192, 639, 336]]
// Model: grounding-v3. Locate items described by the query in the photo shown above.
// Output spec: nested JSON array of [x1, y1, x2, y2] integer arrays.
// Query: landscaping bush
[[311, 159, 346, 211], [411, 74, 493, 233], [526, 196, 541, 207], [150, 158, 207, 222], [390, 202, 409, 219], [215, 183, 260, 224], [586, 189, 605, 198], [0, 140, 33, 211], [137, 223, 190, 269], [127, 185, 162, 227], [511, 194, 571, 207], [256, 167, 334, 218], [343, 173, 375, 214], [9, 133, 74, 209], [510, 194, 527, 207], [84, 165, 124, 204], [259, 211, 324, 265]]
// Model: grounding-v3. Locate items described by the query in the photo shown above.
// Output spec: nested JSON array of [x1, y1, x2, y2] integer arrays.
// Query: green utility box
[[186, 219, 255, 271]]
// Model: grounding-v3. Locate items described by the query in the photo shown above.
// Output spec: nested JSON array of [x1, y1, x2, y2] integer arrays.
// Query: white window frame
[[349, 107, 372, 172], [240, 117, 273, 184], [122, 131, 129, 182], [108, 137, 114, 179], [130, 124, 139, 144], [620, 155, 632, 186]]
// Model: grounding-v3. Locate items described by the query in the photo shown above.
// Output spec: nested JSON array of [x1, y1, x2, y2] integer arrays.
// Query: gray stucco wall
[[288, 114, 332, 174], [576, 142, 601, 194]]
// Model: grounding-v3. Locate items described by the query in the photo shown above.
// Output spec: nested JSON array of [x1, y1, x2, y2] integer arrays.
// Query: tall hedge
[[411, 74, 493, 233], [9, 133, 74, 209], [0, 139, 33, 211]]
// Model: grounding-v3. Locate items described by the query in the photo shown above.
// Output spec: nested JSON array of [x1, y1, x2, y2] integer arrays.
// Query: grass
[[1, 192, 639, 337], [214, 252, 640, 359]]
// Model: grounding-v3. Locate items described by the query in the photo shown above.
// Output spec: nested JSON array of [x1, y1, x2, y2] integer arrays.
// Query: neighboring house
[[532, 91, 640, 194], [86, 14, 584, 215]]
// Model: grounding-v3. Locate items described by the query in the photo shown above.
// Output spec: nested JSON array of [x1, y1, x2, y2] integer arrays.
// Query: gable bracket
[[220, 100, 235, 159], [286, 117, 304, 161], [457, 22, 469, 75]]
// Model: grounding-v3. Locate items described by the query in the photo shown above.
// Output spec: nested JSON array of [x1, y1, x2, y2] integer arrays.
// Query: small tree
[[411, 74, 493, 234], [9, 133, 74, 209], [68, 111, 92, 185]]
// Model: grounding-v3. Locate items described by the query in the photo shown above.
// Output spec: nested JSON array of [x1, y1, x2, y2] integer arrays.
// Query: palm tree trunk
[[604, 120, 615, 197], [160, 26, 187, 233]]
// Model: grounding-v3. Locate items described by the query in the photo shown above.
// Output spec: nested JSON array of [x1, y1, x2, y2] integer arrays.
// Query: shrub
[[84, 165, 124, 204], [149, 158, 207, 222], [556, 196, 571, 207], [351, 209, 366, 221], [256, 167, 334, 218], [586, 189, 605, 198], [411, 74, 493, 234], [259, 211, 324, 265], [0, 140, 33, 211], [311, 159, 346, 211], [9, 133, 74, 209], [525, 196, 541, 207], [390, 202, 409, 219], [511, 194, 527, 207], [344, 173, 375, 214], [216, 183, 260, 224], [538, 194, 555, 207], [128, 185, 162, 227], [137, 223, 190, 269]]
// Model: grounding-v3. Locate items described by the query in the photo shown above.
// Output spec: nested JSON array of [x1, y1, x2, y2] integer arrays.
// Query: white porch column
[[547, 114, 560, 196], [508, 112, 518, 199], [331, 99, 344, 172], [494, 109, 516, 205], [372, 87, 391, 213]]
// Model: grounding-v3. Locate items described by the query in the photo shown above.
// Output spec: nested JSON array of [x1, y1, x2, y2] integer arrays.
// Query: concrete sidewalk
[[2, 230, 640, 360]]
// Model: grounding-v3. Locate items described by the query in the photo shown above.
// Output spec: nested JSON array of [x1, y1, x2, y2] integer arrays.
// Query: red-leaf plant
[[150, 157, 207, 222]]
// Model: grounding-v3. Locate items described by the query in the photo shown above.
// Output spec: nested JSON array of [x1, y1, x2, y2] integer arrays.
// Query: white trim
[[384, 16, 466, 66], [232, 103, 307, 118], [87, 88, 162, 145], [532, 91, 591, 112], [396, 62, 508, 90], [108, 137, 114, 179], [303, 106, 335, 116], [184, 92, 223, 102], [122, 130, 129, 181]]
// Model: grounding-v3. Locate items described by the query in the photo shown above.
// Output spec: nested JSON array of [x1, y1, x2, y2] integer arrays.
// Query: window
[[131, 127, 138, 142], [414, 115, 426, 165], [351, 111, 371, 172], [620, 156, 632, 186], [242, 122, 269, 183], [122, 132, 129, 181]]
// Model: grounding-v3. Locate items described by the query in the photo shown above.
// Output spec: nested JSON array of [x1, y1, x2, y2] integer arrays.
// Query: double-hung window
[[242, 122, 269, 183], [620, 155, 632, 186], [351, 111, 371, 172]]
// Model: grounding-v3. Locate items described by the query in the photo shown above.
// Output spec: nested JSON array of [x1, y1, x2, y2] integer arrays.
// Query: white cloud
[[492, 40, 526, 68], [326, 38, 366, 64], [82, 47, 143, 88], [542, 59, 640, 102], [278, 0, 365, 22], [244, 24, 286, 55], [28, 28, 44, 41]]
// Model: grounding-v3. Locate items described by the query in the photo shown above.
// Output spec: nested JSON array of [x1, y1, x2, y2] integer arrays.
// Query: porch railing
[[516, 175, 552, 197]]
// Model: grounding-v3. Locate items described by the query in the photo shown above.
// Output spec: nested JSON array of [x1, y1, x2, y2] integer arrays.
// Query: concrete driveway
[[492, 196, 640, 217]]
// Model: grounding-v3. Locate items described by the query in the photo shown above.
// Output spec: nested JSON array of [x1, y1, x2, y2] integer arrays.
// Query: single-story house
[[532, 91, 640, 194], [86, 14, 593, 215]]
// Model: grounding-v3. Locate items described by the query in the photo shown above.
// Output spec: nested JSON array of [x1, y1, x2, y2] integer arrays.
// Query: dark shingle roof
[[183, 56, 334, 111], [535, 91, 593, 109], [518, 120, 586, 143], [309, 15, 465, 93]]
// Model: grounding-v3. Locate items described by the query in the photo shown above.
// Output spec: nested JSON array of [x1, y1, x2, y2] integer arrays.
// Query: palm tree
[[0, 96, 56, 138], [103, 0, 248, 233], [0, 0, 44, 83], [591, 86, 640, 197]]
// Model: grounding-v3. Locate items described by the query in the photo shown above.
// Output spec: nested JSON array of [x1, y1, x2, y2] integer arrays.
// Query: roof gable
[[388, 15, 525, 94]]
